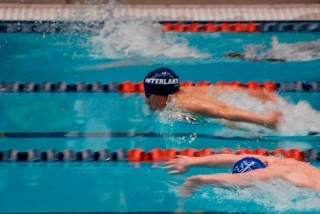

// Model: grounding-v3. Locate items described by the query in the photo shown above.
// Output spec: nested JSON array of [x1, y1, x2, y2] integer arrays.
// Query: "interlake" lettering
[[144, 78, 178, 85]]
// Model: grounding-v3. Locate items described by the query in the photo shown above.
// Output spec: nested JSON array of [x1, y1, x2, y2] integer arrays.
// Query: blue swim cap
[[144, 68, 179, 97], [232, 157, 266, 174]]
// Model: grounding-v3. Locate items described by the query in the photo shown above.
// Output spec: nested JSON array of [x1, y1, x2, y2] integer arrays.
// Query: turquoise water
[[0, 162, 319, 213], [0, 26, 320, 213], [1, 32, 319, 83]]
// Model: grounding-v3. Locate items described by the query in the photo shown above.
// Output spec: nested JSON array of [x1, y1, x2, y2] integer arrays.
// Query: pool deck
[[0, 3, 320, 21]]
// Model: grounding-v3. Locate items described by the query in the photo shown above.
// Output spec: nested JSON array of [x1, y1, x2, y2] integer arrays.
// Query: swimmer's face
[[145, 95, 168, 111]]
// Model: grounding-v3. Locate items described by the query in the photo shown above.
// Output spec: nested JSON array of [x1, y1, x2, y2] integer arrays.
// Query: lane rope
[[160, 22, 320, 32], [0, 81, 319, 93], [1, 148, 319, 162], [1, 21, 320, 33]]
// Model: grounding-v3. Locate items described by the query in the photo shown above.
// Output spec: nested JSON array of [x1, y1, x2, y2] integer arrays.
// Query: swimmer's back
[[268, 158, 320, 191]]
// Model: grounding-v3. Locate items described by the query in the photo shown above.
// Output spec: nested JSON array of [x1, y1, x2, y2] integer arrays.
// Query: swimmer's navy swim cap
[[144, 68, 179, 97], [232, 157, 266, 174]]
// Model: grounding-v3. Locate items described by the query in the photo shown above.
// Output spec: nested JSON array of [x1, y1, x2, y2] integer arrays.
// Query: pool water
[[0, 19, 320, 213], [1, 31, 320, 83]]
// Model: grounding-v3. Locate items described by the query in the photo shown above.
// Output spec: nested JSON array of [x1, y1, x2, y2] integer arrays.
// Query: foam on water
[[214, 90, 320, 136], [242, 36, 320, 61], [65, 2, 210, 64], [210, 179, 320, 213], [89, 19, 210, 60]]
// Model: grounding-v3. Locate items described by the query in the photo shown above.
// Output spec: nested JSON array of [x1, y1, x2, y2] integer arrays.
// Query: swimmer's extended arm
[[180, 170, 276, 197], [182, 85, 277, 103], [208, 84, 277, 103], [176, 93, 280, 128], [164, 154, 271, 174]]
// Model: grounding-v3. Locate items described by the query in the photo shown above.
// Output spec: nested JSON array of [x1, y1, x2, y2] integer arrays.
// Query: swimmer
[[164, 154, 320, 197], [144, 67, 282, 129]]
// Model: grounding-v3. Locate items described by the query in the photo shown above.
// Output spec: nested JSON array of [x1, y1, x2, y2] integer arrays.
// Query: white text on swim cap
[[233, 161, 255, 173], [144, 78, 179, 85]]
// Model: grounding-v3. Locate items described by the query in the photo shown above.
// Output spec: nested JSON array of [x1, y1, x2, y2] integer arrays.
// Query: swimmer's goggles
[[145, 93, 152, 98]]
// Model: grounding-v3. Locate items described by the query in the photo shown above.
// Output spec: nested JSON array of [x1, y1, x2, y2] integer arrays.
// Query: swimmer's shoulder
[[267, 157, 301, 167]]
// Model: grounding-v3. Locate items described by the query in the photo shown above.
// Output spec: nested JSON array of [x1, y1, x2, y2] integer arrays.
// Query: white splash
[[276, 99, 320, 136], [89, 20, 209, 60], [211, 179, 320, 213], [242, 36, 320, 61], [213, 91, 320, 136], [72, 2, 210, 61]]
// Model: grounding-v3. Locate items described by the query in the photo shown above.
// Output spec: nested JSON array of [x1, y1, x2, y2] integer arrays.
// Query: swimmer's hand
[[163, 155, 191, 174], [263, 111, 282, 129], [180, 175, 202, 198]]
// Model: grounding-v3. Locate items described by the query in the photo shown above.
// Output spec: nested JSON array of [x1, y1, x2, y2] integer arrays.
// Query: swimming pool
[[0, 4, 320, 214]]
